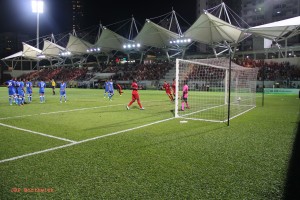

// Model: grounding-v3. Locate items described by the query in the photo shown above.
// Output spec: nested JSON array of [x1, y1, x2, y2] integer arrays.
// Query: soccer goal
[[175, 58, 259, 122]]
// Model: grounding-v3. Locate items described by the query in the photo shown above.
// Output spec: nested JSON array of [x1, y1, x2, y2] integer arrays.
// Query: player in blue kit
[[13, 77, 18, 104], [16, 78, 25, 106], [108, 79, 114, 101], [59, 80, 67, 103], [25, 78, 33, 103], [38, 79, 46, 103], [5, 78, 16, 105], [103, 79, 109, 98]]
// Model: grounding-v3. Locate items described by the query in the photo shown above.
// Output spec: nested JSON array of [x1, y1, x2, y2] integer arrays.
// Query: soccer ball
[[237, 97, 241, 102]]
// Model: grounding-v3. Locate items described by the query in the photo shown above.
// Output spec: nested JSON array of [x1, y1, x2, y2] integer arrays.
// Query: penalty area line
[[0, 122, 77, 143], [0, 117, 174, 164]]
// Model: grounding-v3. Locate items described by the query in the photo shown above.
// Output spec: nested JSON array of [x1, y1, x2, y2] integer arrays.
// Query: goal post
[[175, 58, 259, 122]]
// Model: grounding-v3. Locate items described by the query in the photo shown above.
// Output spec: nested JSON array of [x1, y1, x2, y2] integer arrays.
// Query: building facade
[[241, 0, 300, 52], [0, 32, 30, 59], [72, 0, 85, 31]]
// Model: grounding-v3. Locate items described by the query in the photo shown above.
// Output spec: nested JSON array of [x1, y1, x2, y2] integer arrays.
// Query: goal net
[[175, 58, 259, 122]]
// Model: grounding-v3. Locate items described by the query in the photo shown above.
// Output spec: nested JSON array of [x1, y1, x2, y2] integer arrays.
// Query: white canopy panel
[[1, 51, 23, 60], [184, 12, 247, 45], [247, 16, 300, 40], [42, 40, 66, 57], [66, 34, 93, 55], [94, 27, 134, 53], [22, 42, 42, 60], [134, 19, 180, 49]]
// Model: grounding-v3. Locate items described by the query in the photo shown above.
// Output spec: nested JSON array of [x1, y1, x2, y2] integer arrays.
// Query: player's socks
[[181, 102, 184, 111], [137, 101, 142, 108], [40, 96, 42, 102], [18, 98, 22, 105], [9, 97, 12, 105], [128, 101, 134, 107]]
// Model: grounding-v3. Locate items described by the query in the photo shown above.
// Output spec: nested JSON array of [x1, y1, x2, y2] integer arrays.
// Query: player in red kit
[[171, 78, 176, 99], [163, 80, 174, 102], [126, 79, 144, 110], [116, 83, 123, 96]]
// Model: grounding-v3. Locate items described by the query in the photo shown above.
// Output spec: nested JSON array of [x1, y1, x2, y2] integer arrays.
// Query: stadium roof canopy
[[246, 16, 300, 41], [1, 51, 23, 60], [66, 34, 93, 55], [42, 40, 66, 57], [134, 19, 181, 49], [93, 26, 135, 53], [183, 12, 247, 45], [1, 42, 42, 61], [2, 3, 300, 62], [22, 42, 43, 60]]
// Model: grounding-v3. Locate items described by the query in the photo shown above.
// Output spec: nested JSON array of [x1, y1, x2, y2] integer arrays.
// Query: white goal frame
[[175, 58, 258, 123]]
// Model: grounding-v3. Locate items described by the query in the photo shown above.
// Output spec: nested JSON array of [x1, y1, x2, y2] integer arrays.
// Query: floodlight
[[32, 0, 44, 13], [122, 42, 141, 50], [86, 47, 101, 53]]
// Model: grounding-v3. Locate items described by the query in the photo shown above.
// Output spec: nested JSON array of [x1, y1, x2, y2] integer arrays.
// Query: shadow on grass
[[283, 118, 300, 200]]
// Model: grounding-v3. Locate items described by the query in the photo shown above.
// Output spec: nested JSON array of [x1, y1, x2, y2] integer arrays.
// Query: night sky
[[0, 0, 198, 38]]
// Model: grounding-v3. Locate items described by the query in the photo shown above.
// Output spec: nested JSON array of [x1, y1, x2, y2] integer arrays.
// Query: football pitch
[[0, 87, 299, 199]]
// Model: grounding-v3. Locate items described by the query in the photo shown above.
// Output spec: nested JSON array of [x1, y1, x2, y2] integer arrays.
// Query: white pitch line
[[0, 117, 174, 164], [0, 122, 77, 143]]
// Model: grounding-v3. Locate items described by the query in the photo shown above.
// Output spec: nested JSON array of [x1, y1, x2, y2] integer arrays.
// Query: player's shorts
[[182, 97, 188, 101], [165, 90, 171, 94], [26, 90, 32, 95], [60, 91, 66, 96], [18, 91, 25, 98], [52, 86, 55, 89], [39, 90, 45, 94], [8, 89, 16, 96], [131, 93, 140, 100]]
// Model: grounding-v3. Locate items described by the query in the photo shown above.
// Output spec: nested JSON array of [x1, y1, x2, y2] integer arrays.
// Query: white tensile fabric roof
[[42, 40, 66, 57], [66, 34, 93, 55], [246, 16, 300, 40], [1, 51, 23, 60], [94, 27, 134, 53], [184, 12, 247, 45], [134, 19, 180, 49], [2, 12, 300, 61], [1, 43, 42, 60], [22, 42, 43, 60]]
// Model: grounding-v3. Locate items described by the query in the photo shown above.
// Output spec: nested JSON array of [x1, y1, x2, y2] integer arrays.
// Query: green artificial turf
[[0, 87, 299, 199]]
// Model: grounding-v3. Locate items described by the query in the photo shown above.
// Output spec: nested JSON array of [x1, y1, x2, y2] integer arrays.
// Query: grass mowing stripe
[[0, 104, 125, 120], [0, 100, 166, 121], [0, 117, 174, 164], [0, 122, 77, 143]]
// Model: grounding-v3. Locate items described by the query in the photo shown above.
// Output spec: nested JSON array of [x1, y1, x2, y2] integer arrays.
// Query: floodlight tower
[[32, 0, 44, 50]]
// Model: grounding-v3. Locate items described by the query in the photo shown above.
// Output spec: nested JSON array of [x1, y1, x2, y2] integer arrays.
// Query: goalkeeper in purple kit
[[181, 81, 190, 111]]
